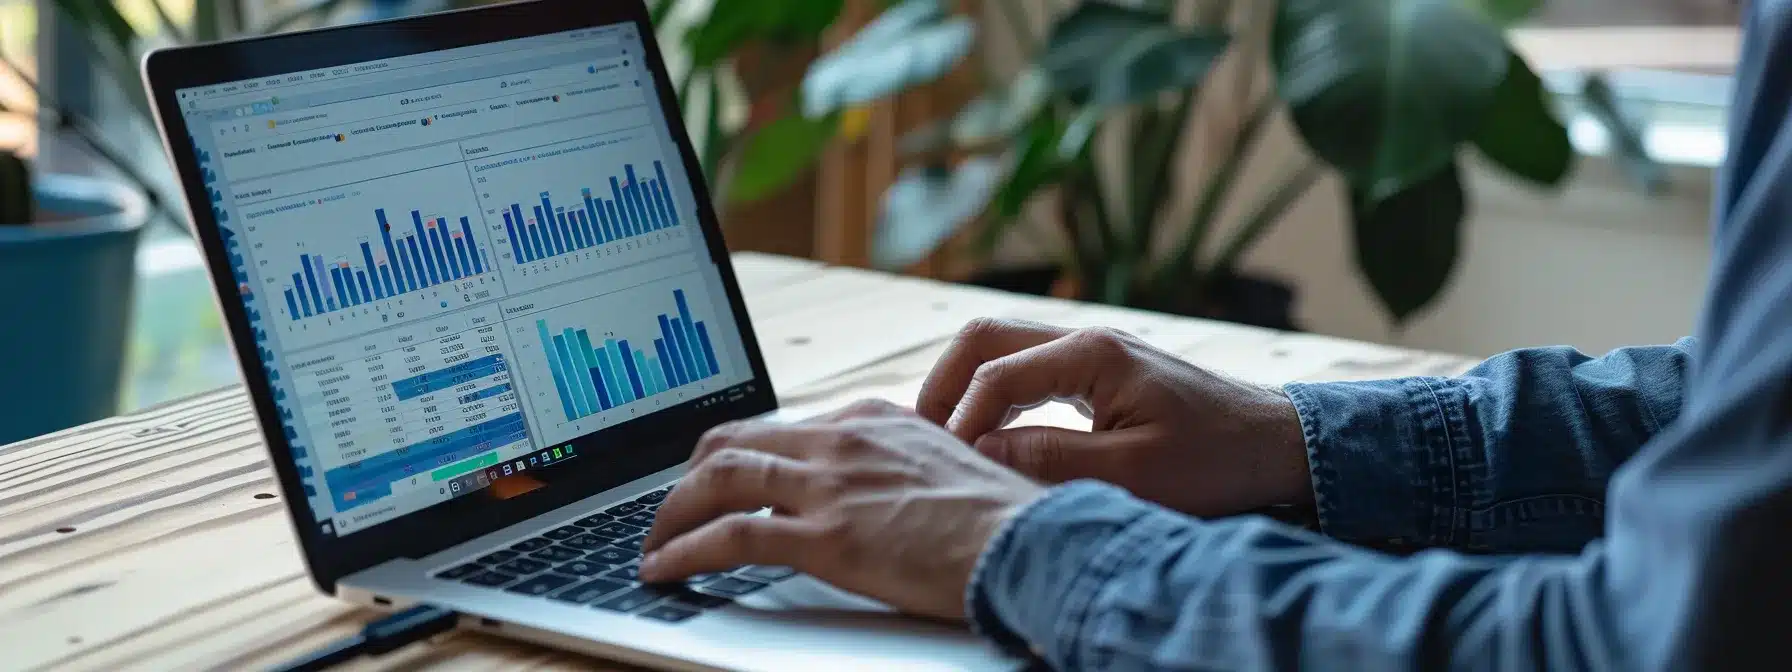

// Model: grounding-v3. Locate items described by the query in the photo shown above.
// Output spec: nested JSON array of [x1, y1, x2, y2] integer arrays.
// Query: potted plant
[[727, 0, 1577, 330], [0, 150, 150, 444]]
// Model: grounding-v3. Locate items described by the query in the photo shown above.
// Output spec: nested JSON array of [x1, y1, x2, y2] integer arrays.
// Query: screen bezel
[[143, 0, 778, 593]]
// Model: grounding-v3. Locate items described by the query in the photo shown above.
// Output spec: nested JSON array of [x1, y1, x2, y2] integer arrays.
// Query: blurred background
[[0, 0, 1739, 443]]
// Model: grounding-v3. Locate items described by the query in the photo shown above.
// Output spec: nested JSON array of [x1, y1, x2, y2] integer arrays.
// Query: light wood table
[[0, 253, 1477, 671]]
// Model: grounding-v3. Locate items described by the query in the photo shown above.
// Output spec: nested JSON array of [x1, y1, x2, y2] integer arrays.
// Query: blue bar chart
[[533, 288, 721, 423], [282, 208, 491, 320], [500, 160, 682, 266]]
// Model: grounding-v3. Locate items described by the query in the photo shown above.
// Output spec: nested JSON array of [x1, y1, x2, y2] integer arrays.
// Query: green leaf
[[51, 0, 138, 55], [727, 112, 840, 204], [802, 0, 975, 117], [1461, 0, 1542, 25], [1473, 49, 1574, 187], [1351, 163, 1467, 323], [995, 114, 1070, 217], [687, 0, 847, 69], [950, 67, 1051, 147], [1041, 1, 1228, 105], [1272, 0, 1507, 201], [873, 157, 1004, 269]]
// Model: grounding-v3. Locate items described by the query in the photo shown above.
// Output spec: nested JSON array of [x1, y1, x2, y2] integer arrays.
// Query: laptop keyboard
[[430, 485, 796, 624]]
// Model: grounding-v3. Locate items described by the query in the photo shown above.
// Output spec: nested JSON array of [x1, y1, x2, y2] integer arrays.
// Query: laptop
[[142, 2, 1020, 669]]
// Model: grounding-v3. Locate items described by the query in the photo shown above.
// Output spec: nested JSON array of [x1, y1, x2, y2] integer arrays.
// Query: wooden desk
[[0, 253, 1476, 671]]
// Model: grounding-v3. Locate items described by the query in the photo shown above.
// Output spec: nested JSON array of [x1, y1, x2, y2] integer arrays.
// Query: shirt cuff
[[966, 480, 1182, 670], [1284, 377, 1465, 549]]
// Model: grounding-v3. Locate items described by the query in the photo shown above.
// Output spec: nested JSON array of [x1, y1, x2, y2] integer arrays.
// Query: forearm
[[970, 481, 1617, 671], [1285, 341, 1691, 553]]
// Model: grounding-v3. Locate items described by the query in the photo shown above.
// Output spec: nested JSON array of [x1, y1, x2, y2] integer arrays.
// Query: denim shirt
[[966, 3, 1792, 669]]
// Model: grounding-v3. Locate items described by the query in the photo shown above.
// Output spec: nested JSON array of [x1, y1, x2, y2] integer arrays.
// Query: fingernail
[[637, 552, 661, 580]]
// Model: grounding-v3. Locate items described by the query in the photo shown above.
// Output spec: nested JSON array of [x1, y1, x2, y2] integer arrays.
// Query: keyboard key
[[560, 534, 610, 551], [638, 604, 702, 623], [436, 563, 483, 580], [701, 577, 769, 597], [531, 546, 584, 563], [495, 558, 550, 576], [595, 521, 644, 538], [594, 587, 663, 613], [619, 510, 657, 528], [505, 573, 579, 596], [542, 525, 583, 541], [557, 560, 608, 576], [605, 564, 640, 581], [684, 573, 722, 585], [475, 550, 519, 565], [669, 590, 731, 610], [573, 513, 614, 528], [605, 501, 645, 517], [736, 565, 798, 582], [510, 537, 553, 552], [638, 488, 671, 504], [586, 547, 637, 565], [463, 570, 517, 587], [551, 578, 630, 604], [610, 535, 645, 552]]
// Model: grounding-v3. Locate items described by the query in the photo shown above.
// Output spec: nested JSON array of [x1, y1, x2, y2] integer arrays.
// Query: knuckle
[[695, 421, 745, 459], [703, 447, 758, 480], [957, 317, 1008, 344], [842, 398, 903, 418]]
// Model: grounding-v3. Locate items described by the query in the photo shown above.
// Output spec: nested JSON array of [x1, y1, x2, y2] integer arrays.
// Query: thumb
[[974, 426, 1130, 484]]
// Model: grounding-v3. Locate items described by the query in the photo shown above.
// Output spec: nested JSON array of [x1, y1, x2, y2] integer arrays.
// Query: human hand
[[916, 318, 1312, 515], [638, 400, 1046, 620]]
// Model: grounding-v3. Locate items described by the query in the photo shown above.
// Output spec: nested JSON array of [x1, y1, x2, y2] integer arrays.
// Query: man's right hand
[[916, 318, 1314, 516]]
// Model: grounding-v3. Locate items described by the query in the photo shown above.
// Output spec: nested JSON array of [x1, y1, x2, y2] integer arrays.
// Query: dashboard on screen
[[175, 24, 753, 538]]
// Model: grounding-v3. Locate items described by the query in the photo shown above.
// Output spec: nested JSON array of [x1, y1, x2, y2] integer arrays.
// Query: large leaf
[[1351, 164, 1467, 323], [1273, 0, 1507, 201], [873, 157, 1004, 269], [1040, 1, 1229, 106], [727, 112, 840, 203], [1473, 49, 1573, 188], [950, 68, 1051, 147], [686, 0, 847, 69], [802, 0, 975, 117]]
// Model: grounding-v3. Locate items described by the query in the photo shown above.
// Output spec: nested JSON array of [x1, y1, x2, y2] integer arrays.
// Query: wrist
[[1251, 386, 1315, 507]]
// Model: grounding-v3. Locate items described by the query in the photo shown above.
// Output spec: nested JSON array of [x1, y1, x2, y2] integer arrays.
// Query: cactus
[[0, 150, 31, 226]]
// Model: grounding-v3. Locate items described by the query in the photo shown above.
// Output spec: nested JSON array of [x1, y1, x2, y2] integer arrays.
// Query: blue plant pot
[[0, 174, 149, 445]]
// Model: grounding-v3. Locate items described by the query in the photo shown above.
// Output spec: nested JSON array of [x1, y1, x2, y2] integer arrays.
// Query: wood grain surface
[[0, 253, 1476, 672]]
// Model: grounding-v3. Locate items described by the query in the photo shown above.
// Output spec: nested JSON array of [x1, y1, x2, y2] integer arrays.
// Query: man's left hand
[[639, 400, 1047, 619]]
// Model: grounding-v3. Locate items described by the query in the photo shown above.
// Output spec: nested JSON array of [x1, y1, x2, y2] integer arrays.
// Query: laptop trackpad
[[736, 575, 894, 613]]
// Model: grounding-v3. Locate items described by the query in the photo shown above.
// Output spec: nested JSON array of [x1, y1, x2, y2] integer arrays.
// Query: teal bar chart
[[534, 287, 721, 422]]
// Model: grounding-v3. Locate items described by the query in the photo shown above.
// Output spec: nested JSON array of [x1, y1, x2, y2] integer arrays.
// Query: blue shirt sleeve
[[1286, 340, 1691, 554], [967, 3, 1792, 668]]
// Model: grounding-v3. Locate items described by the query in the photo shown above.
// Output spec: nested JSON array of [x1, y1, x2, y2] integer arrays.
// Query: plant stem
[[1130, 88, 1195, 259], [701, 72, 727, 184], [1205, 160, 1324, 280], [648, 0, 679, 25], [1156, 95, 1272, 288]]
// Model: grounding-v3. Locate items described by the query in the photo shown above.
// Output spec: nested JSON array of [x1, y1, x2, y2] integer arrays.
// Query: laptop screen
[[175, 23, 755, 538]]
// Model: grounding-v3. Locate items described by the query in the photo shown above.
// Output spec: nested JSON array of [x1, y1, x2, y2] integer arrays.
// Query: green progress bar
[[432, 451, 499, 482]]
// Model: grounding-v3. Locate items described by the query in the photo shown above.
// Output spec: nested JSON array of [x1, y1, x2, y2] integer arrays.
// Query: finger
[[638, 513, 818, 582], [945, 328, 1135, 442], [973, 425, 1146, 483], [915, 319, 1072, 426], [690, 420, 841, 467], [644, 448, 819, 554]]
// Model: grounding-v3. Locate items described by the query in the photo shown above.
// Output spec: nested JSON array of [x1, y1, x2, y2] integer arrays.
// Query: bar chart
[[500, 159, 683, 266], [534, 288, 720, 423], [509, 273, 735, 444], [282, 208, 492, 320], [472, 130, 695, 294]]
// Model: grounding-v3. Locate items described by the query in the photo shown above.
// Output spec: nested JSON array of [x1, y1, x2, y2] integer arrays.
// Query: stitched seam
[[1064, 509, 1174, 671], [1415, 377, 1461, 546]]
